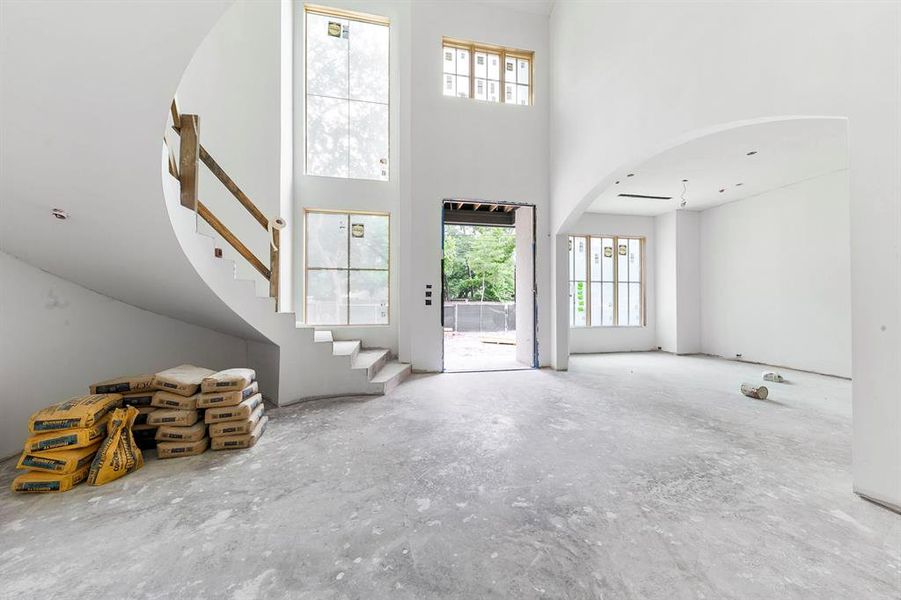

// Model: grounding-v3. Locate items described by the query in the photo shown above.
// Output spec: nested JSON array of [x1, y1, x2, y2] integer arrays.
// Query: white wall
[[408, 1, 550, 371], [656, 210, 701, 355], [699, 170, 851, 377], [0, 250, 248, 459], [568, 213, 656, 354], [177, 0, 282, 299], [655, 212, 677, 352], [549, 1, 900, 508]]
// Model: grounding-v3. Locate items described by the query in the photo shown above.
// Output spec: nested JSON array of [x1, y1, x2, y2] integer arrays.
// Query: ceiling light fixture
[[626, 173, 635, 177], [736, 183, 744, 186], [51, 208, 69, 220], [746, 150, 757, 156]]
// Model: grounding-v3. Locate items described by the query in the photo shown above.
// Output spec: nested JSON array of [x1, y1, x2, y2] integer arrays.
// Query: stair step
[[371, 361, 412, 394], [332, 340, 361, 357], [352, 348, 391, 380], [314, 330, 333, 343]]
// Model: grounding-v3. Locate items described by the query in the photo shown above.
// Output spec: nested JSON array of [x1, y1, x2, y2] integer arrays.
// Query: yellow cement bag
[[90, 374, 155, 395], [28, 394, 122, 433], [17, 441, 101, 474], [152, 364, 215, 397], [23, 415, 110, 452], [209, 404, 264, 438], [87, 406, 144, 486], [151, 390, 199, 411], [198, 381, 259, 409], [12, 465, 91, 493], [201, 368, 256, 393], [212, 416, 268, 451], [204, 393, 264, 424]]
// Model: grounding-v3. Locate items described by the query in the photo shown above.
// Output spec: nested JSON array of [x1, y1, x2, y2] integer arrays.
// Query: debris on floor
[[740, 383, 769, 399], [762, 370, 785, 383], [11, 366, 267, 493]]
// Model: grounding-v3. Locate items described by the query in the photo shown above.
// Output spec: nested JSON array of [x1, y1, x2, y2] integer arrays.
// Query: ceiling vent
[[617, 193, 673, 200]]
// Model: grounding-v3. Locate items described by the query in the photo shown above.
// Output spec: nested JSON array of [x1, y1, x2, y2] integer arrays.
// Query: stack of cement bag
[[90, 375, 156, 450], [200, 369, 268, 451], [12, 394, 123, 493], [150, 365, 215, 458]]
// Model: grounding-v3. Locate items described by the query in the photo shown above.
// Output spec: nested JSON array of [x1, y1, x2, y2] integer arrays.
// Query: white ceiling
[[586, 118, 849, 216], [479, 0, 556, 16]]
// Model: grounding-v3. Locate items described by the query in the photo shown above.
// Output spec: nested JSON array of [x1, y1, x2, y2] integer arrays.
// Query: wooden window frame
[[304, 208, 391, 327], [441, 36, 533, 106], [569, 235, 646, 328]]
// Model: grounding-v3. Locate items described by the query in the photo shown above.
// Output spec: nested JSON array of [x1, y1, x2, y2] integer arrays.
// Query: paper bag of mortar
[[87, 406, 144, 486]]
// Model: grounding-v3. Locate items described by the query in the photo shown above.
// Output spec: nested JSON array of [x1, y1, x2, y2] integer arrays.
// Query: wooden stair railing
[[167, 99, 280, 309]]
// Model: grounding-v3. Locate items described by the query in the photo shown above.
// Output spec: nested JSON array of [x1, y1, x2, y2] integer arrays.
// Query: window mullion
[[585, 236, 592, 326], [613, 236, 619, 326]]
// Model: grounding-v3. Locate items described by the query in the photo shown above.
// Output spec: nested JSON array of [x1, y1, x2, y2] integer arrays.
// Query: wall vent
[[617, 193, 672, 200]]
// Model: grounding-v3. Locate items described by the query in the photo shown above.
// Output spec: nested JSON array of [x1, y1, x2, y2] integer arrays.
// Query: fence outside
[[444, 301, 516, 333]]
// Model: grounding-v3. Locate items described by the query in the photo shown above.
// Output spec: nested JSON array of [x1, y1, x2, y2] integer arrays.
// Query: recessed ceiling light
[[626, 173, 635, 177], [746, 151, 757, 156], [615, 180, 620, 185], [51, 208, 69, 220], [736, 183, 744, 186], [719, 188, 726, 193]]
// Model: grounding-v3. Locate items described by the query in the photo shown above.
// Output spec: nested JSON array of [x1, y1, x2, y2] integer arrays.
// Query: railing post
[[178, 114, 199, 210], [270, 227, 280, 310]]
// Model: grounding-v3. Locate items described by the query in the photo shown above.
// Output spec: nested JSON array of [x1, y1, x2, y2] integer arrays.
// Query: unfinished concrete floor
[[1, 353, 898, 599]]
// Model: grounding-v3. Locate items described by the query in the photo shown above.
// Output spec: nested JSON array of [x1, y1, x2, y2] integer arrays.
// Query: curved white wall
[[549, 2, 900, 509]]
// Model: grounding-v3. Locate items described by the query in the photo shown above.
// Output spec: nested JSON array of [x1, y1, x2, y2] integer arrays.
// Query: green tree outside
[[443, 225, 516, 302]]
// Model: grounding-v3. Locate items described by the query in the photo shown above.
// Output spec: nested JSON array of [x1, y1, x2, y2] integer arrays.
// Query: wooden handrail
[[197, 201, 271, 280], [170, 99, 280, 309]]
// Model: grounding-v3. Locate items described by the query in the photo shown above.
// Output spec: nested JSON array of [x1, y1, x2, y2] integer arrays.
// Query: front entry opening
[[442, 200, 537, 372]]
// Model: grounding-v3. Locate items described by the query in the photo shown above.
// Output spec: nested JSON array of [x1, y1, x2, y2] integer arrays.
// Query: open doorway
[[442, 200, 537, 372]]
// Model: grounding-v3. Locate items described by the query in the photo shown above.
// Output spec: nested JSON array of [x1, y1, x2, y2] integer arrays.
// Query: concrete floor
[[443, 331, 527, 372], [1, 353, 898, 599]]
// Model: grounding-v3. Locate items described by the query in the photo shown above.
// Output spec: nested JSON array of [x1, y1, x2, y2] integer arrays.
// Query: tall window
[[442, 37, 532, 106], [569, 236, 644, 327], [305, 210, 389, 325], [305, 5, 389, 181]]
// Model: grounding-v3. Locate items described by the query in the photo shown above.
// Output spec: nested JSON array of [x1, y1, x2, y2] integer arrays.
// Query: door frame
[[440, 198, 539, 372]]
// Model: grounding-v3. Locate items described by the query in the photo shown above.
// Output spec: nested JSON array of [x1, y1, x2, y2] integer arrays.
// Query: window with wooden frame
[[442, 37, 532, 106], [569, 235, 645, 327], [305, 210, 390, 326], [304, 4, 390, 181]]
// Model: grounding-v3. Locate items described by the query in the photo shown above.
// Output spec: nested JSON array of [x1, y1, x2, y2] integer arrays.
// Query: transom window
[[442, 37, 532, 106], [305, 210, 390, 325], [304, 5, 389, 181], [569, 235, 644, 327]]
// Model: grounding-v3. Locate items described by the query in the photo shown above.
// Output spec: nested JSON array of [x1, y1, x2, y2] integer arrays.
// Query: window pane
[[602, 237, 614, 281], [307, 270, 348, 325], [573, 280, 587, 327], [628, 238, 641, 282], [569, 282, 575, 327], [516, 84, 529, 106], [349, 101, 389, 181], [568, 237, 575, 280], [504, 56, 516, 82], [348, 21, 388, 104], [590, 282, 602, 327], [306, 14, 349, 99], [617, 283, 629, 326], [590, 237, 603, 281], [474, 78, 487, 101], [349, 270, 389, 325], [487, 80, 499, 102], [444, 73, 456, 96], [573, 236, 587, 281], [306, 95, 348, 178], [517, 58, 530, 85], [487, 52, 500, 80], [474, 52, 487, 78], [456, 75, 470, 98], [602, 282, 614, 326], [442, 47, 456, 74], [617, 240, 629, 284], [504, 83, 514, 103], [629, 282, 642, 326], [306, 212, 348, 268], [456, 49, 470, 76], [349, 214, 389, 269]]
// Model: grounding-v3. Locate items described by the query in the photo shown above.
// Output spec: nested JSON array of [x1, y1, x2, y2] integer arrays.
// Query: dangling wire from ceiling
[[680, 179, 688, 208]]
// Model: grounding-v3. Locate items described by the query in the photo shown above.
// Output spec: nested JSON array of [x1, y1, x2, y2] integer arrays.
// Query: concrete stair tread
[[333, 340, 361, 356], [371, 361, 411, 384], [352, 348, 390, 370], [314, 330, 333, 343]]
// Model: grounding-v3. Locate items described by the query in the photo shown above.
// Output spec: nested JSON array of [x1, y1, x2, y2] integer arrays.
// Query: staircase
[[163, 101, 410, 405]]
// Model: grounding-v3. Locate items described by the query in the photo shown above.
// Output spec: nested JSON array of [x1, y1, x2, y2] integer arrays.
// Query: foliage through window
[[443, 225, 515, 302], [305, 6, 389, 181], [442, 38, 532, 106], [305, 210, 390, 325], [569, 235, 644, 327]]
